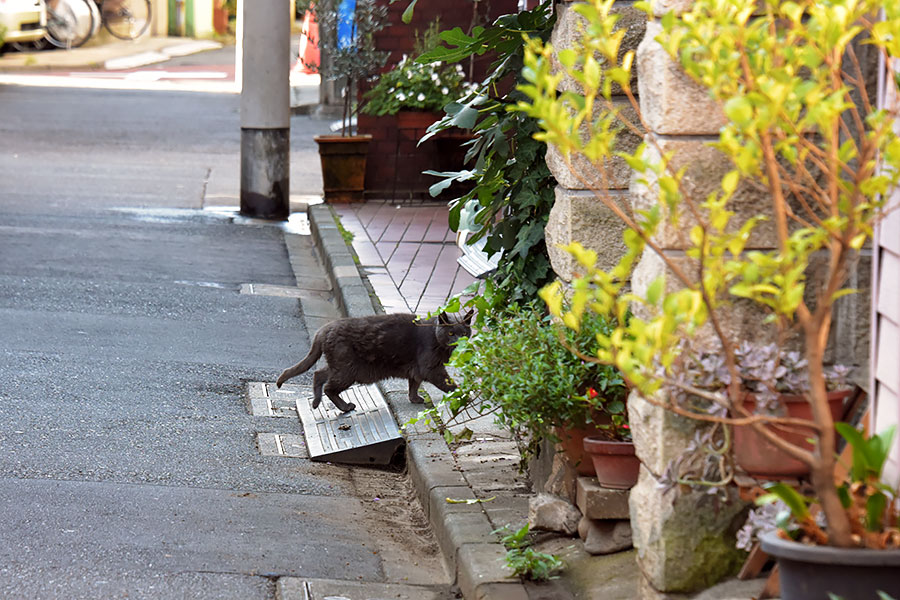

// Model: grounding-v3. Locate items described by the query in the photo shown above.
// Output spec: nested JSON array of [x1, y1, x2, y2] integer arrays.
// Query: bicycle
[[12, 0, 150, 51], [96, 0, 150, 41], [36, 0, 96, 50]]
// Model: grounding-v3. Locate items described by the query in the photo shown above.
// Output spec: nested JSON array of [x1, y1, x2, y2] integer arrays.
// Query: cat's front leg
[[427, 368, 456, 393], [408, 378, 426, 404]]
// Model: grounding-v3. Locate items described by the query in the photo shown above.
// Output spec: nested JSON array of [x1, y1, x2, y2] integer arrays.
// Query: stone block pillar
[[626, 13, 749, 598], [535, 0, 646, 501], [543, 1, 751, 595], [543, 1, 645, 278]]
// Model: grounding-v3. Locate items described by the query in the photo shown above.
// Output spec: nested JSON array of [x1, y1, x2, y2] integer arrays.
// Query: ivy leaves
[[419, 1, 559, 303]]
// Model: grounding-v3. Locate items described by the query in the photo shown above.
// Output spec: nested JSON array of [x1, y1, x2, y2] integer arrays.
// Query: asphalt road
[[0, 85, 448, 598]]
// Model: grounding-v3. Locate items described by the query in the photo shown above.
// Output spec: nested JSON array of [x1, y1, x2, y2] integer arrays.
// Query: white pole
[[239, 0, 290, 219], [234, 0, 242, 93]]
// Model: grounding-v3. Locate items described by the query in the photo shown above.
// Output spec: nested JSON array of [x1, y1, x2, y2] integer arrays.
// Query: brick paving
[[331, 200, 478, 315]]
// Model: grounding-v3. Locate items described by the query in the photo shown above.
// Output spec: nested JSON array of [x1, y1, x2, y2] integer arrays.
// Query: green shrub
[[440, 304, 628, 461]]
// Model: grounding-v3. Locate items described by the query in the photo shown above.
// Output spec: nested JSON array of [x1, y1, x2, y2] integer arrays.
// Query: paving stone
[[299, 294, 341, 319], [294, 275, 332, 292], [474, 582, 529, 600], [277, 577, 450, 600], [452, 440, 524, 494], [434, 511, 498, 576], [302, 316, 334, 336], [407, 439, 468, 512], [429, 485, 485, 521], [455, 543, 523, 600]]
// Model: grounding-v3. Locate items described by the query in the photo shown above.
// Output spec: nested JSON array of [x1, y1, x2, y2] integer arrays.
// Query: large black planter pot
[[760, 531, 900, 599]]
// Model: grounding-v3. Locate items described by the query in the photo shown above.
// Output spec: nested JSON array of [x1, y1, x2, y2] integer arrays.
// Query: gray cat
[[276, 311, 473, 412]]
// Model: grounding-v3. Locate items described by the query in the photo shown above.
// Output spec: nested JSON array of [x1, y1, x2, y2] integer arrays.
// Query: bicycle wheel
[[45, 0, 95, 49], [11, 38, 51, 52], [101, 0, 151, 40]]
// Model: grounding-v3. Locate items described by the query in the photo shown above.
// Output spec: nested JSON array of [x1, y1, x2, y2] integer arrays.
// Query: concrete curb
[[306, 204, 527, 600]]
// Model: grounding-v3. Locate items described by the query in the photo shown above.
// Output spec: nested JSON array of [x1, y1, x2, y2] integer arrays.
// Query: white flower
[[441, 87, 449, 95], [397, 92, 407, 101], [417, 93, 426, 102]]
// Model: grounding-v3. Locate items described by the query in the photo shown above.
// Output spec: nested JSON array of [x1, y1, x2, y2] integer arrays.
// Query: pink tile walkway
[[332, 200, 478, 315]]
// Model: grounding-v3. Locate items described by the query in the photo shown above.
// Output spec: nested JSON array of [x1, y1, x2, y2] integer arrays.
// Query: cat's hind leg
[[323, 374, 356, 413], [408, 378, 426, 404], [311, 368, 328, 409]]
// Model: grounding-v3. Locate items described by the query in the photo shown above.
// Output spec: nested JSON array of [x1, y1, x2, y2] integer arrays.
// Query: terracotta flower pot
[[314, 134, 372, 203], [555, 424, 604, 476], [760, 530, 900, 600], [583, 436, 640, 489], [733, 389, 851, 478]]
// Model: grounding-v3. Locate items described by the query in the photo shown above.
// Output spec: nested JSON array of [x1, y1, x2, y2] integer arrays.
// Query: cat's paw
[[410, 395, 426, 404], [339, 403, 356, 413], [311, 396, 321, 409]]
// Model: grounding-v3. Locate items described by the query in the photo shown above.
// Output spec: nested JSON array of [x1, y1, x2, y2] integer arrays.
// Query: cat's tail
[[276, 336, 323, 388]]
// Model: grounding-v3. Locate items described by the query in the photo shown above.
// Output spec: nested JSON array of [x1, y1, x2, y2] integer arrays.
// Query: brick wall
[[358, 0, 517, 200]]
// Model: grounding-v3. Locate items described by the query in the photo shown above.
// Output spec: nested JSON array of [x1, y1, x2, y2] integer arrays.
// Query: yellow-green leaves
[[646, 275, 666, 306], [724, 97, 753, 126], [522, 0, 900, 409]]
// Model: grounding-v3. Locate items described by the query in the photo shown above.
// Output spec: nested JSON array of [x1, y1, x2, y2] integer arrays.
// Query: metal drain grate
[[279, 383, 404, 465], [256, 433, 309, 457], [247, 382, 299, 418]]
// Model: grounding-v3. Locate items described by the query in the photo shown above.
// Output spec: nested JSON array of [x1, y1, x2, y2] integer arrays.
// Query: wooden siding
[[872, 56, 900, 487]]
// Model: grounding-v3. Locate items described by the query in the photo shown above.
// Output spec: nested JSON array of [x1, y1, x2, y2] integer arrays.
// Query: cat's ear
[[463, 309, 475, 324], [438, 312, 452, 326]]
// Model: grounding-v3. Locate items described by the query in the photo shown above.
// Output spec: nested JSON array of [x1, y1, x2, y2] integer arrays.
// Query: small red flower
[[587, 387, 598, 399]]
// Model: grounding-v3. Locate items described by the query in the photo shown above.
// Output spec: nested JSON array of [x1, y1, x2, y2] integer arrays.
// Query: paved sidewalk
[[331, 200, 477, 315], [0, 35, 219, 71], [0, 34, 319, 106]]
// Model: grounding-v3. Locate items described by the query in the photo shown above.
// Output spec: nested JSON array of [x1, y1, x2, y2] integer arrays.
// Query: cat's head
[[435, 309, 474, 347]]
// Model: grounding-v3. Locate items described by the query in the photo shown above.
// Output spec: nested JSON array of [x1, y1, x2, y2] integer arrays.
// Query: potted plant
[[309, 0, 388, 202], [583, 425, 638, 489], [513, 0, 900, 591], [676, 342, 854, 479], [435, 303, 629, 476], [758, 425, 900, 599], [361, 19, 474, 128]]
